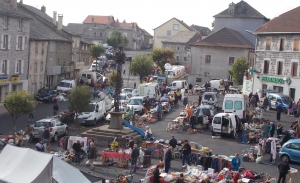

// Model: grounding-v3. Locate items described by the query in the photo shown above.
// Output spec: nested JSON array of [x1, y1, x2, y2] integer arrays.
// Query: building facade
[[252, 6, 300, 100], [153, 17, 195, 48], [213, 0, 269, 45], [0, 0, 30, 100]]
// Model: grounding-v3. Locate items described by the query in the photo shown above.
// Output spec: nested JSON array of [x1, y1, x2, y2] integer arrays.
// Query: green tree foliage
[[129, 54, 154, 83], [210, 21, 215, 35], [109, 71, 123, 87], [106, 30, 129, 49], [227, 57, 249, 85], [68, 86, 92, 126], [90, 45, 106, 59], [151, 47, 175, 72], [3, 91, 35, 144]]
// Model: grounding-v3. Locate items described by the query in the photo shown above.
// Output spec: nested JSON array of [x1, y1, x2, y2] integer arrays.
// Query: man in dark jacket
[[169, 136, 177, 159], [131, 144, 139, 173], [73, 140, 82, 165], [276, 103, 283, 121], [198, 94, 202, 106], [43, 126, 50, 148], [164, 147, 172, 173], [88, 142, 97, 170], [277, 158, 290, 183], [182, 140, 191, 166], [53, 103, 59, 115], [269, 122, 276, 137]]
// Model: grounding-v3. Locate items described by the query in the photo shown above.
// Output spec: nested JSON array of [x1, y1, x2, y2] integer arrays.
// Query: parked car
[[131, 89, 139, 96], [195, 105, 217, 124], [267, 93, 292, 113], [279, 139, 300, 163], [122, 88, 133, 94], [111, 93, 132, 105], [77, 100, 106, 126], [126, 96, 147, 113], [30, 118, 69, 142], [202, 92, 218, 107], [35, 89, 58, 102]]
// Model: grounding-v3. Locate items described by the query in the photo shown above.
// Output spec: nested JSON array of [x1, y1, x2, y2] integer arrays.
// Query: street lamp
[[245, 30, 257, 93]]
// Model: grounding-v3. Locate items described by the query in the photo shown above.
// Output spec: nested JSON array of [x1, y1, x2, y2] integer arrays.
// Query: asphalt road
[[1, 93, 299, 181]]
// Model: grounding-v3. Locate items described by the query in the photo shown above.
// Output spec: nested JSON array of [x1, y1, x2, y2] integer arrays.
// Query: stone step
[[85, 129, 140, 137]]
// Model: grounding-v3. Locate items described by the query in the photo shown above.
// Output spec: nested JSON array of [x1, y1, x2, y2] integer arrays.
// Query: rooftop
[[190, 25, 211, 36], [153, 17, 194, 31], [83, 15, 114, 24], [0, 0, 31, 19], [66, 23, 85, 35]]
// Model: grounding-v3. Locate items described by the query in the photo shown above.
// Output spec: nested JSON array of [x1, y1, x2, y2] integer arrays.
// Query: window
[[225, 100, 233, 109], [40, 62, 44, 72], [15, 60, 21, 73], [1, 35, 9, 50], [3, 16, 8, 29], [176, 56, 179, 61], [213, 117, 221, 124], [17, 19, 22, 31], [34, 62, 37, 72], [93, 32, 96, 36], [205, 55, 211, 64], [177, 47, 179, 50], [57, 58, 60, 64], [82, 44, 84, 50], [273, 86, 284, 93], [35, 42, 38, 53], [291, 62, 298, 77], [263, 60, 269, 74], [17, 36, 22, 50], [266, 38, 271, 50], [234, 101, 242, 110], [196, 78, 202, 82], [293, 39, 300, 51], [63, 58, 66, 66], [99, 32, 102, 37], [1, 60, 8, 74], [42, 43, 44, 54], [279, 38, 285, 51], [184, 57, 187, 61], [286, 143, 300, 151], [50, 41, 54, 52], [167, 30, 171, 37], [228, 57, 235, 65], [277, 61, 283, 75]]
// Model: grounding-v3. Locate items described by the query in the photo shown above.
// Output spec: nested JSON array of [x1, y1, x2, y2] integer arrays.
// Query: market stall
[[52, 110, 75, 123], [101, 150, 131, 166]]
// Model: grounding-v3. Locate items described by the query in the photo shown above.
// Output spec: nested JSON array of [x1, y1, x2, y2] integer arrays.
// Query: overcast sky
[[22, 0, 299, 35]]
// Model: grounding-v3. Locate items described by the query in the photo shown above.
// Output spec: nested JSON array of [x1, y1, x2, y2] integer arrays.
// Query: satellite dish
[[164, 63, 171, 70]]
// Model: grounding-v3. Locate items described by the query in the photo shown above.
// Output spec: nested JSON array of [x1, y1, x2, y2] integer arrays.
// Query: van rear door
[[223, 98, 243, 119]]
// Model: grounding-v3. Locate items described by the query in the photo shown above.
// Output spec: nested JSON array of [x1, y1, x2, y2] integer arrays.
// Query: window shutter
[[0, 34, 3, 49], [7, 60, 10, 74], [16, 36, 19, 50], [0, 60, 2, 74], [15, 60, 18, 73], [8, 35, 11, 50], [21, 60, 24, 74], [22, 36, 25, 50]]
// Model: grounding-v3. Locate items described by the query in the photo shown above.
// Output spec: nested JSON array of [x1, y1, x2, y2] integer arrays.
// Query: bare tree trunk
[[12, 117, 16, 145]]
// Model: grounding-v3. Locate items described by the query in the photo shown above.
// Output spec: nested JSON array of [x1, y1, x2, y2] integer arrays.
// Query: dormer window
[[3, 16, 8, 29]]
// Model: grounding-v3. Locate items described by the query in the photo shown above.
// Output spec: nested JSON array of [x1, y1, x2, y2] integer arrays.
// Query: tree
[[3, 91, 35, 144], [210, 21, 215, 35], [227, 57, 249, 85], [109, 71, 123, 87], [106, 30, 129, 49], [90, 45, 105, 60], [129, 54, 154, 83], [68, 86, 92, 127], [151, 47, 175, 73]]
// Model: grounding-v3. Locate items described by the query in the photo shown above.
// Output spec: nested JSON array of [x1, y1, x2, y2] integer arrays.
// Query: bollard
[[241, 130, 247, 144]]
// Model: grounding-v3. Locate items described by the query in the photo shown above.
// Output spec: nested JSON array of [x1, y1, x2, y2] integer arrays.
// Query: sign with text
[[262, 76, 284, 84], [0, 79, 7, 84], [11, 76, 19, 82]]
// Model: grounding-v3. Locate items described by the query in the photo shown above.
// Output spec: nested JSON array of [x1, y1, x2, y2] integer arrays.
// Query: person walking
[[182, 140, 191, 166], [164, 147, 172, 173], [156, 101, 162, 121], [72, 140, 82, 165], [261, 121, 269, 139], [292, 119, 300, 138], [231, 153, 241, 171], [254, 93, 259, 107], [88, 142, 97, 170], [198, 94, 202, 106], [269, 122, 276, 137], [133, 82, 136, 89], [181, 87, 186, 102], [183, 96, 188, 107], [131, 144, 139, 173], [53, 102, 59, 115], [277, 158, 290, 183], [169, 136, 177, 159], [43, 126, 50, 149], [276, 103, 283, 121], [123, 67, 126, 75], [288, 100, 293, 116], [263, 96, 269, 112]]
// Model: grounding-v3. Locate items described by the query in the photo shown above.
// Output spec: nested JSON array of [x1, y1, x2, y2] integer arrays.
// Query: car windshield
[[128, 99, 142, 105], [35, 121, 52, 127], [282, 97, 291, 104], [59, 82, 70, 87], [119, 95, 126, 100], [204, 94, 213, 100], [123, 89, 132, 93], [87, 104, 95, 112], [201, 108, 211, 115]]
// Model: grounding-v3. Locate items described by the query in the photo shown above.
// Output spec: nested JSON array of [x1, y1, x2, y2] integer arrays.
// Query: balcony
[[61, 66, 75, 73], [75, 62, 85, 70], [47, 66, 61, 75]]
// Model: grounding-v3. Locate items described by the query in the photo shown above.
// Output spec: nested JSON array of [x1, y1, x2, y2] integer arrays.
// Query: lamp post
[[245, 30, 257, 93]]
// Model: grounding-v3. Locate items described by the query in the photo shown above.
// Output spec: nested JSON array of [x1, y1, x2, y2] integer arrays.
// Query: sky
[[22, 0, 300, 35]]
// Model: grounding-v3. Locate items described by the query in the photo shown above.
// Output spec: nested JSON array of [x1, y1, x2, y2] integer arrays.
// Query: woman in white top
[[180, 88, 185, 101]]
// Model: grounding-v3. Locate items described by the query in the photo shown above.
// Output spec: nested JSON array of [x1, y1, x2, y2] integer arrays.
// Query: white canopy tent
[[0, 145, 91, 183]]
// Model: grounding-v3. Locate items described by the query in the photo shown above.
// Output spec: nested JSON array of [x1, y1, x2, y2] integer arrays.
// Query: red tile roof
[[110, 22, 137, 28], [255, 6, 300, 33], [83, 15, 113, 24]]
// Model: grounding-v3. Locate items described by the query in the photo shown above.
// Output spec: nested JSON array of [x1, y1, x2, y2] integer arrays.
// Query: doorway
[[289, 88, 296, 100], [262, 84, 267, 97]]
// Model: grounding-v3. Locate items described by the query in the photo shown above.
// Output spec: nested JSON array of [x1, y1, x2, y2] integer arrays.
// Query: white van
[[211, 113, 242, 138], [222, 94, 245, 122], [166, 80, 188, 91], [209, 79, 222, 91], [77, 100, 106, 126], [57, 79, 76, 92], [138, 83, 158, 98], [79, 71, 97, 85]]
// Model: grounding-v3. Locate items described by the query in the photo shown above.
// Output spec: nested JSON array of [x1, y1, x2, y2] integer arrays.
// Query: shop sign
[[0, 79, 7, 84], [12, 76, 19, 82], [261, 76, 284, 84]]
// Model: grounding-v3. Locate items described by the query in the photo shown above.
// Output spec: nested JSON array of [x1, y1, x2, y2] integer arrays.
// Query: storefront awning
[[12, 81, 23, 85], [0, 83, 9, 86]]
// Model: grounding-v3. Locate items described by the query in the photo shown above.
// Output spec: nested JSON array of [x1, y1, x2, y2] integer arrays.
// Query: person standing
[[198, 94, 202, 106], [277, 124, 283, 136], [53, 102, 59, 115], [130, 144, 139, 173], [123, 67, 126, 75], [254, 93, 259, 107], [43, 126, 50, 148], [248, 92, 253, 103], [177, 89, 182, 101], [269, 122, 276, 137], [128, 137, 134, 149], [88, 142, 97, 170], [156, 101, 162, 121], [181, 87, 186, 102], [261, 121, 269, 138], [288, 100, 293, 116], [182, 140, 191, 166], [263, 96, 269, 112], [276, 103, 283, 121], [183, 96, 188, 107], [169, 136, 177, 159], [292, 119, 300, 138], [277, 158, 290, 183], [164, 147, 172, 173], [231, 153, 241, 171], [297, 99, 300, 116], [133, 82, 136, 89], [72, 140, 82, 165]]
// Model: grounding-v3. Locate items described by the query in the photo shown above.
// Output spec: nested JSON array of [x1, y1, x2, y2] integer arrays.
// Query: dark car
[[0, 139, 6, 151], [36, 88, 58, 102]]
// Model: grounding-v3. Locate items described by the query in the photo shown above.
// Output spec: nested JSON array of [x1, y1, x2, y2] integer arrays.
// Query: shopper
[[35, 141, 45, 152], [53, 102, 59, 115], [72, 140, 82, 165], [88, 142, 97, 170], [292, 119, 300, 138], [276, 103, 283, 121], [198, 94, 202, 106], [261, 121, 269, 139], [43, 126, 50, 148], [164, 147, 172, 173], [277, 124, 283, 136], [156, 101, 162, 121], [131, 144, 139, 173], [183, 96, 188, 107], [175, 173, 185, 183], [263, 97, 269, 111], [182, 140, 191, 166], [231, 153, 241, 171], [169, 136, 177, 158], [277, 158, 290, 183], [288, 100, 293, 116], [269, 122, 276, 137]]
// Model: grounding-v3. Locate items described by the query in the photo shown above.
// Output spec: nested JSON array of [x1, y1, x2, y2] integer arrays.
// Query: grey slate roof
[[162, 31, 200, 44], [191, 27, 254, 49], [214, 0, 268, 20], [190, 25, 211, 36], [66, 23, 85, 35], [17, 4, 70, 41], [0, 0, 31, 19]]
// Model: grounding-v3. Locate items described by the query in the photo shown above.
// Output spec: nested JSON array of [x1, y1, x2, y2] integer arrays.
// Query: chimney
[[9, 0, 17, 8], [58, 14, 63, 30], [53, 11, 57, 25], [41, 5, 46, 13], [228, 2, 235, 15]]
